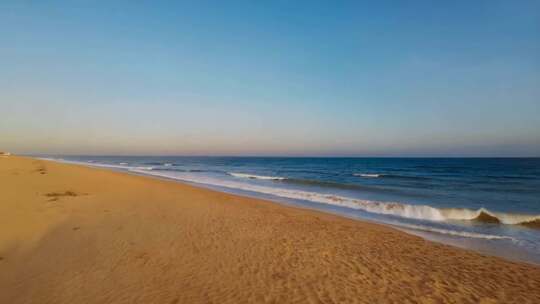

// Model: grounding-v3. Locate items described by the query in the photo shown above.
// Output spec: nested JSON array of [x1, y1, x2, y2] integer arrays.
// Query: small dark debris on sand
[[72, 227, 80, 231], [44, 191, 82, 201], [35, 166, 47, 174], [46, 191, 78, 197]]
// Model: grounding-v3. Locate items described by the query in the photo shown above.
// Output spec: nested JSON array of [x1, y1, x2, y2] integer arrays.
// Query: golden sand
[[1, 156, 539, 303]]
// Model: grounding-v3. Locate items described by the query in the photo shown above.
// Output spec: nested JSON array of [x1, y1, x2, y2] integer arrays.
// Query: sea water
[[40, 156, 540, 264]]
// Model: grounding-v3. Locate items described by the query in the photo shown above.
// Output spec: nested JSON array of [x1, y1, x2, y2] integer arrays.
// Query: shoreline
[[40, 156, 540, 265], [1, 156, 539, 303]]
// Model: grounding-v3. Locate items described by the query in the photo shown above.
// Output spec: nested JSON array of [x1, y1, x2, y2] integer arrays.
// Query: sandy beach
[[1, 156, 539, 304]]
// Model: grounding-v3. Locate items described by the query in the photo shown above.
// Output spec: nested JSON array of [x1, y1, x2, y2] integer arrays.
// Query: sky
[[1, 1, 539, 157]]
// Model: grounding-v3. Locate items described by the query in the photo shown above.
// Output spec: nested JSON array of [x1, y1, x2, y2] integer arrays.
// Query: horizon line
[[22, 153, 540, 159]]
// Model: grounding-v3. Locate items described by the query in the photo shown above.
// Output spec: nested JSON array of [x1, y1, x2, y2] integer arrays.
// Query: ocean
[[40, 156, 540, 264]]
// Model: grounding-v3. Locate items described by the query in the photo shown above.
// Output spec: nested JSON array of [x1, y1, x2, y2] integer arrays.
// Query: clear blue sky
[[1, 1, 539, 156]]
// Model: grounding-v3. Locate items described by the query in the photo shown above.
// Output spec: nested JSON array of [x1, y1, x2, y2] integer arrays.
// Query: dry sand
[[1, 156, 539, 303]]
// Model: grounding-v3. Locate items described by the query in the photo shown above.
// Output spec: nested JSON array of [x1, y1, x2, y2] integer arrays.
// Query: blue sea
[[41, 156, 540, 264]]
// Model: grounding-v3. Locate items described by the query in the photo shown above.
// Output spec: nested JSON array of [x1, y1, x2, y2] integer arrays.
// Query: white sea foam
[[164, 163, 173, 167], [353, 173, 381, 178], [229, 172, 286, 180], [132, 166, 153, 171], [388, 222, 515, 240]]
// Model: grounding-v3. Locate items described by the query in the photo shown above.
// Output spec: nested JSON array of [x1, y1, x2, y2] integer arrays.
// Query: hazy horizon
[[25, 153, 540, 158], [2, 1, 539, 157]]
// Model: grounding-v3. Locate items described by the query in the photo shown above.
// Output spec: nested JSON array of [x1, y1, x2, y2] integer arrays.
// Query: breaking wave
[[441, 208, 540, 227]]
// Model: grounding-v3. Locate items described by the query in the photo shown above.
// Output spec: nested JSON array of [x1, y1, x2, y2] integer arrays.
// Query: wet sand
[[1, 156, 539, 303]]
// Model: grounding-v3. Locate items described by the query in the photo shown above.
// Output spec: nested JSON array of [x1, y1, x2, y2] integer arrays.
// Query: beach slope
[[1, 156, 539, 303]]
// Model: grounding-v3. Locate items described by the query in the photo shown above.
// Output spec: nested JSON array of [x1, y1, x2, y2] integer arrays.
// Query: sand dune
[[0, 156, 539, 303]]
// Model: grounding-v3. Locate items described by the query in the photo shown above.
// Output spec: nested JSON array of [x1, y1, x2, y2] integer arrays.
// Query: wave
[[229, 172, 286, 180], [440, 208, 540, 227], [131, 166, 153, 171], [283, 178, 373, 191], [149, 168, 208, 173], [229, 173, 383, 192], [131, 169, 540, 228], [227, 175, 410, 195], [230, 172, 371, 190], [143, 162, 176, 166], [353, 173, 381, 178], [353, 173, 431, 180], [56, 160, 132, 170]]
